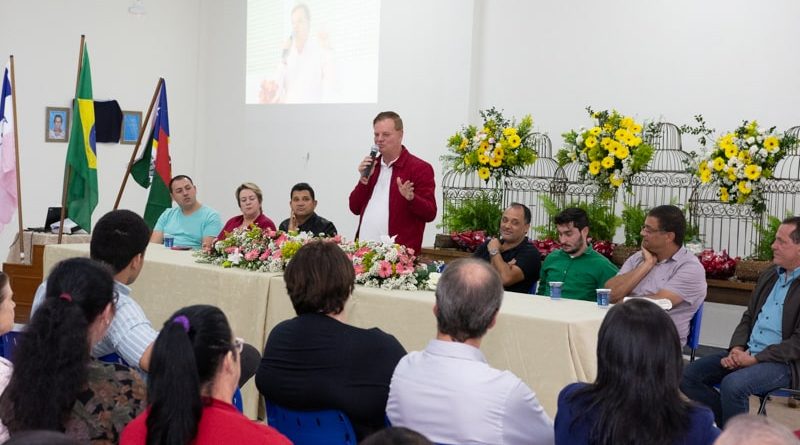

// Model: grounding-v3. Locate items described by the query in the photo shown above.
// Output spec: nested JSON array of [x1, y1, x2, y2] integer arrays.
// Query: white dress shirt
[[387, 339, 554, 445], [358, 160, 393, 243]]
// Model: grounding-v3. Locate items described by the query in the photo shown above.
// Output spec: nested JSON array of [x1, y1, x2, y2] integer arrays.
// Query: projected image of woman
[[259, 3, 334, 104]]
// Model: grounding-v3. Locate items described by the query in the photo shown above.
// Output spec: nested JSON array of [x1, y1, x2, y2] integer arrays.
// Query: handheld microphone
[[282, 34, 293, 63], [362, 145, 379, 178]]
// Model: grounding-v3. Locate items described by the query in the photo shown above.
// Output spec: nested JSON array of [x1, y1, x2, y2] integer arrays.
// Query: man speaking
[[349, 111, 436, 254]]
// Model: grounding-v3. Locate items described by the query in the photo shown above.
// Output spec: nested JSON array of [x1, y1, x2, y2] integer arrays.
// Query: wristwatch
[[489, 248, 499, 256]]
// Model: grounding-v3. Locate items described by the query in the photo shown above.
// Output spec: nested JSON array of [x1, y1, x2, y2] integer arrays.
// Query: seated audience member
[[714, 414, 800, 445], [360, 427, 433, 445], [217, 182, 277, 240], [0, 258, 146, 443], [473, 203, 541, 293], [681, 216, 800, 427], [387, 258, 554, 445], [605, 204, 706, 345], [0, 273, 15, 400], [33, 210, 260, 383], [555, 299, 719, 445], [256, 240, 406, 440], [150, 175, 222, 249], [278, 182, 337, 236], [121, 305, 290, 445], [32, 210, 157, 372], [537, 207, 619, 300]]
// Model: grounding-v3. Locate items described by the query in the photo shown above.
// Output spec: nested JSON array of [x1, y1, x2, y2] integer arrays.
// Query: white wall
[[472, 0, 800, 151], [196, 0, 476, 246], [0, 0, 202, 256]]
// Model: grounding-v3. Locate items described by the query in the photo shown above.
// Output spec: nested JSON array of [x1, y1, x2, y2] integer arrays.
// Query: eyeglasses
[[641, 225, 666, 234], [233, 337, 244, 354], [112, 290, 120, 305]]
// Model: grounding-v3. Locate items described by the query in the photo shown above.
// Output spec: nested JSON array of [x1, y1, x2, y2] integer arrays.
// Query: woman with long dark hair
[[0, 270, 16, 443], [0, 258, 145, 443], [554, 299, 720, 445], [121, 305, 289, 445]]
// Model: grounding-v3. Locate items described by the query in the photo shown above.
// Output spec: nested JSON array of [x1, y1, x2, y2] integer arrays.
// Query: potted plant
[[736, 215, 782, 281], [438, 191, 503, 251], [612, 203, 647, 266], [534, 196, 621, 260]]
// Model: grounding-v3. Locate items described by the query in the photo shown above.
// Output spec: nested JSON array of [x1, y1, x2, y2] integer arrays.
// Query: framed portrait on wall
[[121, 110, 143, 145], [45, 107, 70, 142]]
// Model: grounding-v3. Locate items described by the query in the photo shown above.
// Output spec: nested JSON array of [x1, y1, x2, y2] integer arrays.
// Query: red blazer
[[349, 147, 437, 254]]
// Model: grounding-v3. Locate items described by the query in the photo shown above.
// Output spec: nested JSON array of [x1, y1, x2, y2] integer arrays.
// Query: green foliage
[[753, 214, 784, 260], [621, 203, 648, 246], [533, 196, 621, 242], [440, 192, 503, 237], [679, 114, 715, 149]]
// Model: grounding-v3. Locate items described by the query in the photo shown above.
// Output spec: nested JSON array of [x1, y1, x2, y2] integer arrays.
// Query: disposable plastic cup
[[596, 288, 611, 307], [549, 282, 563, 300]]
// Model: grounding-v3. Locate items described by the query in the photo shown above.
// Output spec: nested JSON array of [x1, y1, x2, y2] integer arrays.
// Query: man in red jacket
[[349, 111, 436, 254]]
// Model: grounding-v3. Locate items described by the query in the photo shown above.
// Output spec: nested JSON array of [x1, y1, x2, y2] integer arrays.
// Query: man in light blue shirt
[[33, 210, 157, 371], [387, 258, 554, 445], [150, 174, 222, 249], [681, 216, 800, 427]]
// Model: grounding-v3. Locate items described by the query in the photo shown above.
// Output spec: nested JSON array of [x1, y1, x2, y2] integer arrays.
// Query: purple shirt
[[618, 247, 706, 345]]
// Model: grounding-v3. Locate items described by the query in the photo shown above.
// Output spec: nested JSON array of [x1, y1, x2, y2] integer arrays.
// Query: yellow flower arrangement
[[444, 107, 537, 182], [556, 107, 656, 198], [693, 120, 798, 213]]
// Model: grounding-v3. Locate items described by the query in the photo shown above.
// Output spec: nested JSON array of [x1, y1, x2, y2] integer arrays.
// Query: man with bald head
[[386, 258, 553, 445], [714, 414, 800, 445]]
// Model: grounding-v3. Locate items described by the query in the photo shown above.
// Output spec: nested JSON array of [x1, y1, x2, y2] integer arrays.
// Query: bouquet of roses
[[450, 230, 487, 252], [698, 248, 738, 280], [531, 239, 561, 260], [557, 107, 656, 199], [591, 240, 616, 260], [693, 120, 797, 213], [444, 107, 537, 182]]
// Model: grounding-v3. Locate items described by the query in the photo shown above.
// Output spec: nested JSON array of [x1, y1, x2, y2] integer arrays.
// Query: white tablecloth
[[45, 243, 608, 417]]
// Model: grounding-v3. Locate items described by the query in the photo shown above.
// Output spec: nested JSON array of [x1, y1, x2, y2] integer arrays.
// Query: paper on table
[[623, 295, 673, 311]]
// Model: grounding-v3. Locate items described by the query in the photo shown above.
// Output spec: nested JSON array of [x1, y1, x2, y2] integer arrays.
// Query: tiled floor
[[686, 347, 800, 432], [751, 396, 800, 431]]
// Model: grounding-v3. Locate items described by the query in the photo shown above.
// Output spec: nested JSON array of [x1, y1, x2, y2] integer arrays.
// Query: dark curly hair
[[0, 258, 115, 433]]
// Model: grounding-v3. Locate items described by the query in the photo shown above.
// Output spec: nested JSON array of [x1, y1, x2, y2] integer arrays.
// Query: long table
[[45, 243, 608, 417], [264, 278, 607, 415]]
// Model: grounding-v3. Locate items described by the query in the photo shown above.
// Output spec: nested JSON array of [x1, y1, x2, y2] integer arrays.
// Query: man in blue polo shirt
[[681, 216, 800, 427], [150, 175, 222, 249]]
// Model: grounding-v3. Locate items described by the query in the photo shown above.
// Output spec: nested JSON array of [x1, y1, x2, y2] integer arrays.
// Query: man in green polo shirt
[[536, 207, 619, 301]]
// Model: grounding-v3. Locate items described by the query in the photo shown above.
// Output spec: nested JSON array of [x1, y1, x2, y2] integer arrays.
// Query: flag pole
[[9, 56, 24, 261], [58, 34, 85, 244], [113, 77, 163, 210]]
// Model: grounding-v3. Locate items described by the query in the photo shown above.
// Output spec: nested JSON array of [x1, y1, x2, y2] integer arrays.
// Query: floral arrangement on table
[[692, 120, 798, 214], [698, 248, 738, 280], [443, 107, 537, 182], [194, 226, 441, 291], [556, 107, 656, 199]]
